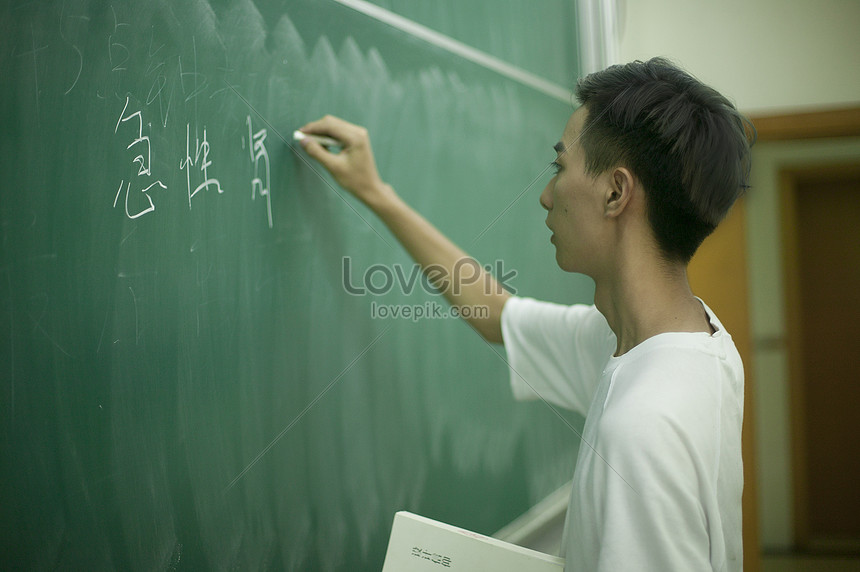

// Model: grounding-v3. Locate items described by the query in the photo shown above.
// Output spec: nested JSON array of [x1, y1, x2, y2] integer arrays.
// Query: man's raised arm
[[298, 115, 510, 343]]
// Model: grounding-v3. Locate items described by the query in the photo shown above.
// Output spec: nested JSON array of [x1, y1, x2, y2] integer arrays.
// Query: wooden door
[[782, 165, 860, 552]]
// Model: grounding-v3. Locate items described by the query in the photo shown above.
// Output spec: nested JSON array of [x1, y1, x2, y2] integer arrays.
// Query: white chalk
[[293, 130, 341, 149]]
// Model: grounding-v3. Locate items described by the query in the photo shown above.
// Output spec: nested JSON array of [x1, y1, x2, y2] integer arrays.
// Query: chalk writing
[[144, 29, 174, 128], [113, 96, 166, 219], [246, 115, 273, 228], [107, 6, 130, 73], [116, 97, 153, 176], [181, 123, 224, 209], [59, 4, 87, 95], [179, 37, 207, 103], [18, 23, 49, 125]]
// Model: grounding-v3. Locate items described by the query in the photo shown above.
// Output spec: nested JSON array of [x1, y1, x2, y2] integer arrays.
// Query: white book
[[382, 511, 565, 572]]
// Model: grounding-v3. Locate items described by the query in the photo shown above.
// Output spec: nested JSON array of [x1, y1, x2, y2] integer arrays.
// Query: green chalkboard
[[1, 0, 592, 569]]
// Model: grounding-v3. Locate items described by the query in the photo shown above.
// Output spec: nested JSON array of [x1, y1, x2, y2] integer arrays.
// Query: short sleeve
[[500, 296, 615, 415]]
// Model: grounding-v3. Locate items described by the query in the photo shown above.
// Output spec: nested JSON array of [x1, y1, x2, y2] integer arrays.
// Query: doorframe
[[746, 104, 860, 552], [749, 105, 860, 142], [780, 162, 860, 551]]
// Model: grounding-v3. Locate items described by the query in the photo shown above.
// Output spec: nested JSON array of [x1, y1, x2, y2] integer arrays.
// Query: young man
[[298, 57, 753, 571]]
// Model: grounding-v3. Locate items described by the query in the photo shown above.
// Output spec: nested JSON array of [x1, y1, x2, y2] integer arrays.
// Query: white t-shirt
[[501, 296, 743, 572]]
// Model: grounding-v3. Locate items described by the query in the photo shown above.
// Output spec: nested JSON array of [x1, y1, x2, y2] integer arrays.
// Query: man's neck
[[593, 254, 713, 357]]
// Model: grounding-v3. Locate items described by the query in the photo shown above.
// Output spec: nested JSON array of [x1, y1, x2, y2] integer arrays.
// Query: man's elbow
[[467, 294, 509, 345]]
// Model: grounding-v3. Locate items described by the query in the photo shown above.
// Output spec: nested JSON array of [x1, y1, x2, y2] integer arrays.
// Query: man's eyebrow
[[553, 141, 565, 155]]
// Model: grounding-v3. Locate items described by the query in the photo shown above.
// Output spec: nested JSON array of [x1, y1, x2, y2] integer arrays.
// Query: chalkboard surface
[[1, 1, 593, 569]]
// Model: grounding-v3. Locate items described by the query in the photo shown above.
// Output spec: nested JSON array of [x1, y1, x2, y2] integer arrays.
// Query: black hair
[[575, 57, 755, 263]]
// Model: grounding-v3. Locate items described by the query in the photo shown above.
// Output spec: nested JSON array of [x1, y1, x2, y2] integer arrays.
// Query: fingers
[[300, 137, 338, 171], [299, 115, 366, 147], [297, 114, 382, 198]]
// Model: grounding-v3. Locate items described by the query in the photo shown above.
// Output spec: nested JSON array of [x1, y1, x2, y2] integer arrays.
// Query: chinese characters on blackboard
[[113, 96, 167, 219], [112, 96, 273, 228], [181, 123, 224, 208], [247, 115, 272, 229]]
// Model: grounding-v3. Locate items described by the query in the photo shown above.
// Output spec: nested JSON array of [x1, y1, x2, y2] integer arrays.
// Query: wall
[[615, 0, 860, 115]]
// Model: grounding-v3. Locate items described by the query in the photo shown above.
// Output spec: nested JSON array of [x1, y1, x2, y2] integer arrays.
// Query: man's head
[[567, 57, 754, 264]]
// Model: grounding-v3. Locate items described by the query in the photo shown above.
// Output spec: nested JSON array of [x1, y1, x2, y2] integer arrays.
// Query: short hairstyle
[[575, 57, 754, 263]]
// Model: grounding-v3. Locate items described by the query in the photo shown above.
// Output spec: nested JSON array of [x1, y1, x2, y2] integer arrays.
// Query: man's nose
[[540, 182, 552, 211]]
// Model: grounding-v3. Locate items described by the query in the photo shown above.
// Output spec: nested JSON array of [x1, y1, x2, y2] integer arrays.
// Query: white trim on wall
[[576, 0, 621, 75]]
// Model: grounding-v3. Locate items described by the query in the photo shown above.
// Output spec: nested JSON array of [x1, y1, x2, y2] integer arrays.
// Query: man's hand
[[297, 115, 392, 207]]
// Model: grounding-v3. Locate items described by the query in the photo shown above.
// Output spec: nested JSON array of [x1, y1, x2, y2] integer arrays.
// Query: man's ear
[[605, 167, 636, 218]]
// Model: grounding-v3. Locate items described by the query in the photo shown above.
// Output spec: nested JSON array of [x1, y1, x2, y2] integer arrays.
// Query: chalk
[[293, 130, 341, 149]]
